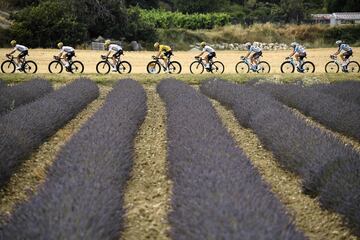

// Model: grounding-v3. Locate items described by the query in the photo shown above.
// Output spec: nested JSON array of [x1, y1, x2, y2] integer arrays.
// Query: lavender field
[[0, 77, 359, 240]]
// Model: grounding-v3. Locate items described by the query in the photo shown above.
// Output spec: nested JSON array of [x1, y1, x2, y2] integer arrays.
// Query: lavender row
[[0, 79, 99, 187], [0, 79, 53, 115], [0, 80, 5, 89], [310, 80, 360, 106], [158, 79, 305, 240], [200, 79, 360, 235], [0, 79, 147, 239], [255, 83, 360, 141]]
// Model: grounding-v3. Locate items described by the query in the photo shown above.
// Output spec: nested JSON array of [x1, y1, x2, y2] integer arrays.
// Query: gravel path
[[0, 86, 111, 220], [122, 86, 172, 240], [211, 99, 358, 240]]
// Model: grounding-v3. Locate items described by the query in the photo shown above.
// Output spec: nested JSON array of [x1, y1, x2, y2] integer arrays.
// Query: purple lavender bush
[[0, 78, 98, 187], [159, 79, 305, 240], [0, 79, 147, 239], [0, 78, 53, 115]]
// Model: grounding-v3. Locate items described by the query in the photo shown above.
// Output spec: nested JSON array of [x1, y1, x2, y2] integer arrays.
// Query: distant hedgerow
[[0, 78, 98, 187], [200, 79, 360, 236], [0, 79, 53, 115], [0, 79, 147, 239], [158, 79, 305, 240], [137, 8, 231, 30]]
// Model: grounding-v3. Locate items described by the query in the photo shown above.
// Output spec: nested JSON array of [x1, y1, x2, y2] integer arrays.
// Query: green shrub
[[137, 8, 231, 30]]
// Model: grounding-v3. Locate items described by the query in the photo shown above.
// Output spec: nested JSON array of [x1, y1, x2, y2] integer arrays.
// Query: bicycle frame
[[195, 57, 214, 68]]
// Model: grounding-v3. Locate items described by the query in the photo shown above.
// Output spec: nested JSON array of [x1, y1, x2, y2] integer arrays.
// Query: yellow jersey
[[159, 45, 172, 53]]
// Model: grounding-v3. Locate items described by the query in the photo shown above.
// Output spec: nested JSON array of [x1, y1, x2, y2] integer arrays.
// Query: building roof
[[311, 12, 360, 21]]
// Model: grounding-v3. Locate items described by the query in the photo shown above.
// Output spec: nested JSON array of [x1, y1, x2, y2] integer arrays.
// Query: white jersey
[[203, 45, 215, 53], [339, 44, 352, 52], [14, 44, 28, 52], [60, 46, 75, 53], [294, 45, 306, 54], [109, 44, 122, 52], [249, 45, 262, 53]]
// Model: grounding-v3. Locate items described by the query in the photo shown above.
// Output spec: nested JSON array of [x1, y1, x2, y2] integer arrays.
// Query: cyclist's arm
[[245, 51, 251, 58], [7, 49, 16, 55], [106, 50, 112, 57], [196, 51, 205, 58], [333, 49, 341, 56], [58, 50, 64, 58], [156, 50, 162, 58], [288, 50, 295, 58]]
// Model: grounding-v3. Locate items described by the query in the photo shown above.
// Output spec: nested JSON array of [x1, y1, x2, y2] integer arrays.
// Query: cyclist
[[331, 40, 353, 72], [154, 42, 172, 72], [288, 42, 307, 73], [104, 40, 123, 72], [196, 42, 216, 71], [243, 42, 262, 71], [6, 40, 28, 70], [57, 42, 75, 71]]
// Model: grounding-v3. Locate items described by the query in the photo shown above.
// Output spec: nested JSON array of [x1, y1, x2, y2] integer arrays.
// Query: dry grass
[[1, 48, 360, 74]]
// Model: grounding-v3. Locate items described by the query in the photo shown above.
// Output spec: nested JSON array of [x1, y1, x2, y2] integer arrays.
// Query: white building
[[311, 12, 360, 26]]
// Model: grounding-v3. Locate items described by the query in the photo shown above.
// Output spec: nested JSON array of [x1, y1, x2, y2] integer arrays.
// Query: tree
[[10, 0, 87, 47], [171, 0, 230, 13], [125, 0, 159, 9], [280, 0, 305, 23], [326, 0, 360, 12]]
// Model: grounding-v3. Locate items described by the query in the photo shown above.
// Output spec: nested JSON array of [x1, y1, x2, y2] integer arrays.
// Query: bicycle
[[325, 55, 360, 73], [235, 56, 270, 73], [147, 56, 182, 74], [280, 57, 315, 73], [189, 56, 225, 74], [48, 56, 84, 74], [96, 55, 132, 74], [1, 55, 37, 74]]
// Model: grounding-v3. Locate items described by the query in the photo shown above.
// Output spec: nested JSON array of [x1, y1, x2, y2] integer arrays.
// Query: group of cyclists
[[4, 39, 355, 73]]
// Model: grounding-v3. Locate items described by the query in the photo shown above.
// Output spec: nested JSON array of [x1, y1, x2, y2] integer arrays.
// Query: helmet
[[336, 40, 343, 45], [57, 42, 64, 48], [200, 42, 206, 47], [104, 40, 111, 47], [290, 42, 298, 48], [154, 42, 160, 49], [10, 40, 16, 46], [253, 42, 259, 47], [245, 42, 251, 49]]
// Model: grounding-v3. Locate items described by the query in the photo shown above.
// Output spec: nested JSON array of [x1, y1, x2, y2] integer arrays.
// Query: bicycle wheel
[[347, 61, 360, 73], [258, 61, 271, 73], [1, 60, 16, 73], [48, 61, 63, 73], [190, 61, 204, 74], [23, 61, 38, 74], [211, 61, 225, 74], [96, 61, 111, 74], [324, 61, 339, 73], [302, 61, 315, 73], [280, 62, 294, 73], [235, 61, 250, 73], [147, 61, 161, 74], [169, 61, 182, 74], [70, 61, 84, 74], [117, 61, 132, 74]]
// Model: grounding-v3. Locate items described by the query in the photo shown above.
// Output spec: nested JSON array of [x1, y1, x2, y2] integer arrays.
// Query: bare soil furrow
[[211, 99, 358, 240], [0, 86, 111, 218], [122, 86, 171, 240]]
